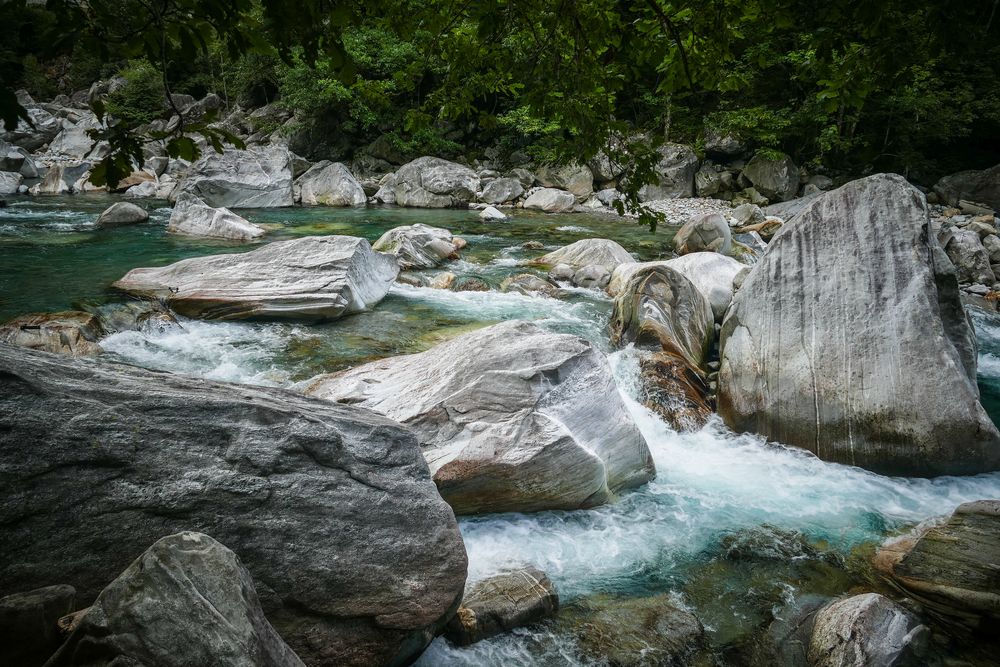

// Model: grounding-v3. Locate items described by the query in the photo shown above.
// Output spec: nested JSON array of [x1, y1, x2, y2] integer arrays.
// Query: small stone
[[95, 201, 149, 228], [480, 205, 506, 221], [444, 568, 558, 646]]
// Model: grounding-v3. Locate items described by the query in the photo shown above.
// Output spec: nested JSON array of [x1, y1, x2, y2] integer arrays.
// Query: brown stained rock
[[444, 568, 558, 646], [0, 311, 105, 356]]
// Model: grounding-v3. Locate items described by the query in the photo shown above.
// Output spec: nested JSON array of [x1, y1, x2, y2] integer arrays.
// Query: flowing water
[[3, 194, 1000, 664]]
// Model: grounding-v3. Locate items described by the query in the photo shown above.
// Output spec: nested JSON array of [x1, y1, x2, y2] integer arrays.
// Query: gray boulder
[[743, 152, 799, 202], [444, 568, 558, 646], [638, 143, 699, 201], [874, 500, 1000, 630], [0, 311, 105, 356], [764, 191, 821, 220], [167, 192, 266, 241], [47, 113, 105, 160], [943, 228, 996, 285], [528, 238, 633, 273], [372, 224, 462, 270], [523, 187, 576, 212], [29, 162, 92, 195], [96, 201, 149, 228], [535, 163, 594, 201], [0, 140, 25, 171], [934, 164, 1000, 209], [0, 584, 76, 667], [48, 532, 304, 667], [479, 205, 507, 220], [808, 594, 927, 667], [731, 203, 765, 228], [113, 235, 398, 320], [572, 264, 611, 289], [719, 174, 1000, 475], [1, 105, 61, 151], [480, 177, 524, 204], [704, 128, 744, 159], [293, 160, 367, 206], [305, 320, 655, 514], [695, 164, 725, 197], [0, 345, 467, 666], [673, 212, 733, 255], [0, 171, 22, 195], [175, 145, 294, 208], [390, 157, 480, 208], [499, 273, 558, 296]]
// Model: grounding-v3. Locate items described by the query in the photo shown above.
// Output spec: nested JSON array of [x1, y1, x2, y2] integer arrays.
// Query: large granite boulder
[[167, 192, 266, 241], [638, 143, 699, 201], [528, 238, 633, 272], [742, 151, 799, 202], [388, 157, 480, 208], [610, 265, 715, 430], [479, 177, 524, 204], [874, 500, 999, 630], [609, 253, 746, 322], [672, 212, 733, 255], [718, 174, 1000, 475], [293, 160, 367, 206], [535, 163, 594, 201], [372, 224, 462, 270], [29, 162, 91, 195], [1, 104, 61, 151], [48, 532, 303, 667], [46, 113, 105, 160], [808, 594, 927, 667], [523, 187, 576, 212], [175, 145, 294, 208], [96, 201, 149, 228], [0, 311, 105, 356], [942, 228, 996, 285], [305, 320, 655, 514], [934, 164, 1000, 209], [0, 584, 76, 667], [113, 235, 398, 320], [444, 568, 558, 646], [0, 345, 467, 666], [0, 170, 22, 195]]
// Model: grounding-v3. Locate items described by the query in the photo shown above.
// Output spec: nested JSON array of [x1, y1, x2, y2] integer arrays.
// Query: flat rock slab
[[306, 320, 655, 514], [113, 235, 399, 321], [0, 345, 467, 666]]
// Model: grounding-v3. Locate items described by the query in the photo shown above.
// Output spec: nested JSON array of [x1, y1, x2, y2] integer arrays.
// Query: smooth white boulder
[[529, 238, 633, 272], [167, 193, 266, 241], [293, 161, 366, 206], [175, 146, 294, 208], [372, 224, 462, 269], [523, 188, 576, 212]]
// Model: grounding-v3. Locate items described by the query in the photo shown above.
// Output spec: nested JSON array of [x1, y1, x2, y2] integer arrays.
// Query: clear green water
[[3, 194, 1000, 665]]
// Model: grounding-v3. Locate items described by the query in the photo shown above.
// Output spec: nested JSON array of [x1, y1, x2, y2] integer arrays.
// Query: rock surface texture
[[167, 193, 266, 241], [807, 594, 927, 667], [176, 146, 294, 208], [718, 174, 1000, 476], [387, 157, 480, 207], [95, 201, 149, 228], [0, 345, 467, 666], [373, 224, 462, 269], [874, 500, 1000, 630], [306, 320, 655, 514], [529, 238, 633, 272], [523, 187, 576, 212], [47, 532, 305, 667], [294, 160, 367, 206], [0, 311, 105, 356], [638, 143, 699, 201], [113, 235, 399, 320], [672, 212, 733, 255], [444, 568, 558, 646]]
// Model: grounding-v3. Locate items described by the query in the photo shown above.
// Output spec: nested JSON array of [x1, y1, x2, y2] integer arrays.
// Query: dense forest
[[3, 0, 1000, 189]]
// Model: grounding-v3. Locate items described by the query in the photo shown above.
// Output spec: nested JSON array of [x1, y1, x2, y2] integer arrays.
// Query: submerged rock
[[48, 532, 304, 667], [808, 594, 928, 667], [0, 345, 467, 666], [719, 174, 1000, 476], [0, 311, 105, 356], [305, 320, 655, 514], [113, 235, 398, 321], [389, 156, 480, 207], [175, 145, 294, 208], [444, 568, 558, 646], [95, 201, 149, 228], [293, 160, 367, 206], [874, 499, 1000, 630], [167, 193, 266, 241], [0, 584, 76, 667], [373, 223, 462, 269]]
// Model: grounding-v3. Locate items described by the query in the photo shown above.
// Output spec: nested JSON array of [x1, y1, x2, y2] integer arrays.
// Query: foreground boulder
[[48, 532, 303, 667], [385, 157, 479, 208], [934, 164, 1000, 209], [444, 568, 558, 646], [0, 345, 467, 666], [372, 224, 462, 269], [0, 311, 105, 356], [719, 174, 1000, 475], [113, 235, 398, 320], [95, 201, 149, 228], [610, 266, 715, 430], [167, 193, 266, 241], [874, 500, 999, 630], [0, 584, 76, 667], [175, 145, 294, 208], [293, 160, 367, 206], [306, 320, 655, 514], [808, 594, 927, 667]]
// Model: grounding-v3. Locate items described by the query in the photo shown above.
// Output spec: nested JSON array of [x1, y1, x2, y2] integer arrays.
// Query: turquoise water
[[3, 194, 1000, 664]]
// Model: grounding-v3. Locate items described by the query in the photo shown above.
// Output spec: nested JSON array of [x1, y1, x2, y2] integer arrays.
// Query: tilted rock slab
[[167, 193, 266, 241], [113, 235, 399, 320], [305, 320, 655, 514], [0, 345, 467, 666], [48, 532, 304, 667], [175, 145, 294, 208], [718, 174, 1000, 475]]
